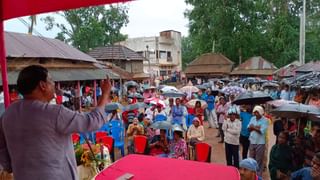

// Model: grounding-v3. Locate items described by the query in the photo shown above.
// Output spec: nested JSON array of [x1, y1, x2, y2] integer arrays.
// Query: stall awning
[[0, 68, 119, 85]]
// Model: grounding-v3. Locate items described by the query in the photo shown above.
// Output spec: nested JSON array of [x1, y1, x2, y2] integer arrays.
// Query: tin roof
[[5, 31, 97, 63], [0, 68, 119, 85], [88, 45, 145, 61], [231, 56, 277, 75], [185, 53, 234, 75]]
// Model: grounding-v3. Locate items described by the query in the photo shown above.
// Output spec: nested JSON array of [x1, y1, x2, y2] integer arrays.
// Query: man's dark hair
[[17, 65, 49, 95]]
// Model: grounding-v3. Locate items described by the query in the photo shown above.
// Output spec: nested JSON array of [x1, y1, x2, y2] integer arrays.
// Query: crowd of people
[[1, 65, 320, 180]]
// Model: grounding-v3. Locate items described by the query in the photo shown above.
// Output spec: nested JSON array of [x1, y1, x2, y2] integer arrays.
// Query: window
[[160, 70, 167, 76], [167, 51, 172, 62], [159, 51, 167, 59]]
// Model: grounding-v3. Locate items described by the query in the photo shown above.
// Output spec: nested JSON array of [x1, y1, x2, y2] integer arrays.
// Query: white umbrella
[[161, 86, 178, 92]]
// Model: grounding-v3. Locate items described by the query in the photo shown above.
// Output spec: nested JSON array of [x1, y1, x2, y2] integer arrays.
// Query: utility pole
[[299, 0, 306, 65], [146, 45, 151, 82]]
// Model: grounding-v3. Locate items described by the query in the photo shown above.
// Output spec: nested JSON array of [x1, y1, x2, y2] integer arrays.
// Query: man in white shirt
[[222, 106, 241, 168]]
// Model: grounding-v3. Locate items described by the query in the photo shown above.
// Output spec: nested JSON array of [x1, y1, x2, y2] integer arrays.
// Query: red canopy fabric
[[96, 154, 240, 180], [1, 0, 130, 20]]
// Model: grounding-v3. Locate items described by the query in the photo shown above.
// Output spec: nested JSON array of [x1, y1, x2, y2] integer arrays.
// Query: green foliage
[[43, 5, 129, 52], [184, 0, 320, 67]]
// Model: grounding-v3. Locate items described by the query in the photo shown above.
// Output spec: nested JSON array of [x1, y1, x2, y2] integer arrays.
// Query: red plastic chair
[[133, 135, 148, 154], [71, 133, 80, 144], [195, 142, 212, 162], [95, 131, 108, 143], [100, 136, 115, 162]]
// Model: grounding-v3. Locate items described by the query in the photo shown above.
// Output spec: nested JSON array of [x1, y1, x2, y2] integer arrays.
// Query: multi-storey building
[[118, 30, 182, 77]]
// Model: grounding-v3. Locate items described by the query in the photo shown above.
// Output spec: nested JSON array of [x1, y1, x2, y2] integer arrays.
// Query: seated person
[[187, 117, 205, 146], [268, 132, 293, 180], [149, 129, 170, 156], [168, 128, 187, 160], [291, 152, 320, 180], [239, 158, 262, 180], [127, 118, 144, 154]]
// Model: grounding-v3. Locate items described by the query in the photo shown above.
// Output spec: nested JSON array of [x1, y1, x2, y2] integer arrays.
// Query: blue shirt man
[[240, 111, 252, 137]]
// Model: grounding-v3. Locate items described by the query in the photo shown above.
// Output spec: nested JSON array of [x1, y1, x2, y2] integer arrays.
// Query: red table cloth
[[96, 155, 240, 180]]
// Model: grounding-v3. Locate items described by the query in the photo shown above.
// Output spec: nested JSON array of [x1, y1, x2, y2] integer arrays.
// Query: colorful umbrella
[[185, 99, 207, 109], [124, 81, 139, 87], [222, 86, 246, 95]]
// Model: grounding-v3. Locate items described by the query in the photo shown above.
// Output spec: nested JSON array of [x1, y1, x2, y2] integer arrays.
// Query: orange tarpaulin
[[0, 0, 130, 107]]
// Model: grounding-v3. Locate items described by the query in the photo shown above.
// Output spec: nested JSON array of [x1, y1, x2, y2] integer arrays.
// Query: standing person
[[247, 105, 269, 176], [164, 98, 174, 122], [240, 105, 253, 159], [222, 107, 242, 168], [206, 91, 217, 128], [0, 65, 111, 180], [268, 131, 293, 180], [216, 96, 229, 143], [172, 98, 185, 127], [194, 101, 204, 125]]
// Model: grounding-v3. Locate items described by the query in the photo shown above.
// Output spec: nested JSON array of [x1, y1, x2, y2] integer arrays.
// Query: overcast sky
[[4, 0, 190, 38]]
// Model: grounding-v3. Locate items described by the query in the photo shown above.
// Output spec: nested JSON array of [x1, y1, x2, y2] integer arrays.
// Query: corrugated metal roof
[[0, 69, 119, 85], [234, 56, 277, 70], [295, 61, 320, 72], [88, 45, 145, 61], [5, 31, 97, 63], [188, 53, 234, 66], [185, 53, 233, 75]]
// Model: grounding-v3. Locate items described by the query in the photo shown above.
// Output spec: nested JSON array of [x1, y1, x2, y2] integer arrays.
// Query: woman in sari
[[268, 131, 293, 180], [168, 129, 188, 160]]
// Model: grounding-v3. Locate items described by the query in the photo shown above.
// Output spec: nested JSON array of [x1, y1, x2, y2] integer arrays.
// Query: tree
[[43, 5, 129, 52], [181, 36, 197, 69], [184, 0, 320, 67]]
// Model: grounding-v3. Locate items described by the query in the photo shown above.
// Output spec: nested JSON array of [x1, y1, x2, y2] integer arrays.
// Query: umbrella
[[202, 83, 212, 89], [262, 82, 279, 89], [105, 103, 123, 112], [162, 90, 185, 98], [222, 86, 246, 95], [150, 99, 166, 108], [128, 93, 144, 99], [185, 99, 208, 109], [145, 97, 160, 103], [161, 86, 178, 92], [266, 99, 297, 107], [111, 87, 118, 92], [232, 91, 273, 105], [196, 85, 207, 90], [124, 81, 139, 87], [124, 103, 146, 111], [271, 103, 320, 121], [172, 124, 184, 132], [180, 85, 199, 94], [150, 121, 172, 129]]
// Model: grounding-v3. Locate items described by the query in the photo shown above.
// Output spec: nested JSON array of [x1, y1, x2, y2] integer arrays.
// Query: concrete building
[[118, 30, 182, 77]]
